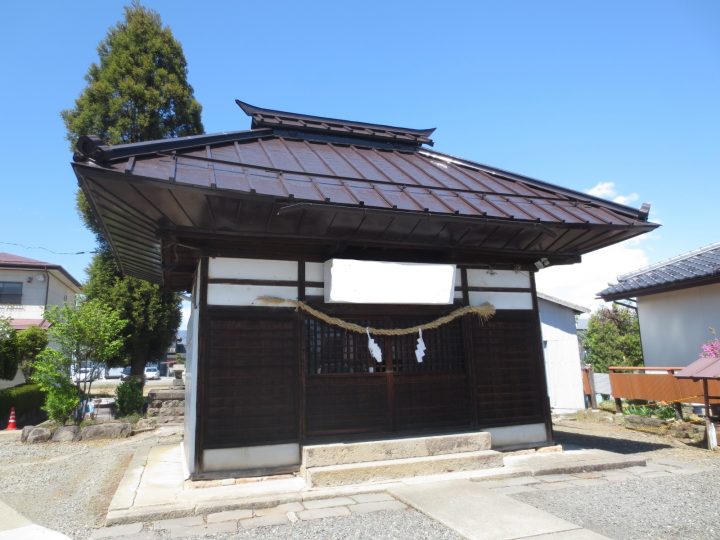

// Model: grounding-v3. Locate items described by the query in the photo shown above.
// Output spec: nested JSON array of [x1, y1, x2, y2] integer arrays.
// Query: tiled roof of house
[[599, 241, 720, 300], [0, 252, 82, 289]]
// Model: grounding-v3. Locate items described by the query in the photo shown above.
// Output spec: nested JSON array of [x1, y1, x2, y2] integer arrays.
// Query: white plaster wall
[[184, 267, 200, 474], [46, 271, 78, 308], [207, 284, 297, 306], [486, 423, 548, 448], [466, 269, 530, 288], [538, 298, 585, 413], [0, 269, 47, 307], [208, 258, 297, 280], [203, 443, 300, 472], [468, 291, 532, 310], [638, 283, 720, 367]]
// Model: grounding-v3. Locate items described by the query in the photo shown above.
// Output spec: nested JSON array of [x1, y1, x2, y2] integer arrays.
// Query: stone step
[[302, 432, 491, 468], [304, 449, 503, 488]]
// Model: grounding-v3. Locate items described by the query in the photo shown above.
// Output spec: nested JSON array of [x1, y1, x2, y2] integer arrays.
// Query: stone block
[[254, 502, 304, 516], [240, 514, 290, 529], [81, 423, 131, 440], [153, 516, 203, 531], [303, 432, 491, 468], [90, 522, 143, 539], [348, 500, 407, 514], [52, 425, 80, 442], [297, 506, 351, 520], [351, 493, 395, 503], [170, 521, 237, 538], [26, 427, 51, 444], [21, 425, 34, 442], [306, 450, 503, 487], [206, 509, 253, 522], [303, 497, 355, 509]]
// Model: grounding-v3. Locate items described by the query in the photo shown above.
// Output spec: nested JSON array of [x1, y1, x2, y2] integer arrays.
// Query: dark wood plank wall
[[197, 261, 550, 457], [471, 311, 547, 427], [203, 309, 299, 449]]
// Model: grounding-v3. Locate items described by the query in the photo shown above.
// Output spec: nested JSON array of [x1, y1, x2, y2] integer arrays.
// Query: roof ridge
[[236, 100, 435, 146], [617, 240, 720, 281], [0, 251, 51, 265]]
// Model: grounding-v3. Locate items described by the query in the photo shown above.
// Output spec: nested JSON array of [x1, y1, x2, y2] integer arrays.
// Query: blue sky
[[0, 1, 718, 312]]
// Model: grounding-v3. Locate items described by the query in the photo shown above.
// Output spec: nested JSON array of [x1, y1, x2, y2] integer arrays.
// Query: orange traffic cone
[[5, 407, 17, 430]]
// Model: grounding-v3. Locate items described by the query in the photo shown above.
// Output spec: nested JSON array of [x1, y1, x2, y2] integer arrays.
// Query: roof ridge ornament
[[235, 99, 435, 147]]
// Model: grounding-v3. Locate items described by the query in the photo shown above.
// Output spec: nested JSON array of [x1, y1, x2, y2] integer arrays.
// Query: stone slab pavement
[[92, 451, 710, 539], [391, 479, 610, 540]]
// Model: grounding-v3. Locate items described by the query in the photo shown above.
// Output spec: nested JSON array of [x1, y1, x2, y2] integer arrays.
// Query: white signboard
[[324, 259, 456, 304]]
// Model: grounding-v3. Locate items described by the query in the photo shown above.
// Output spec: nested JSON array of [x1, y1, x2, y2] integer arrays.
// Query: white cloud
[[586, 181, 638, 206], [586, 181, 616, 198], [535, 238, 650, 313]]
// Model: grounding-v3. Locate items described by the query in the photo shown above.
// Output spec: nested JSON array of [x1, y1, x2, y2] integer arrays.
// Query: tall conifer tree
[[63, 3, 203, 377]]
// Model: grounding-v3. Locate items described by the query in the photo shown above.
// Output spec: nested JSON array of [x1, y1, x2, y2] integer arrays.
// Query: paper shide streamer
[[366, 327, 383, 363], [255, 296, 496, 365]]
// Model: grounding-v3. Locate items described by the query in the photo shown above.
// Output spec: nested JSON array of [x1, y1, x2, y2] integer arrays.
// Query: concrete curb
[[105, 446, 647, 526]]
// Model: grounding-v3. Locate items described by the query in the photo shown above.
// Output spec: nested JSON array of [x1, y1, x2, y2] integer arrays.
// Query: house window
[[0, 282, 22, 304], [305, 315, 465, 375]]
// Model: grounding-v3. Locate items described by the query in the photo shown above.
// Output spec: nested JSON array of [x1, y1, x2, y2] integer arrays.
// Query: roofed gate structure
[[72, 101, 657, 479]]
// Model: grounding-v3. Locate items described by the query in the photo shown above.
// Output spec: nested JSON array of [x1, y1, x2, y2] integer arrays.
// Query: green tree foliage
[[0, 318, 19, 380], [16, 326, 49, 380], [582, 304, 643, 373], [62, 3, 202, 377], [116, 378, 145, 417], [84, 251, 181, 375], [33, 300, 127, 423]]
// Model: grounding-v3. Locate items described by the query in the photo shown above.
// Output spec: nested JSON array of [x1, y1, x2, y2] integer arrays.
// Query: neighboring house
[[72, 99, 656, 478], [537, 293, 589, 413], [0, 252, 82, 389], [599, 242, 720, 367]]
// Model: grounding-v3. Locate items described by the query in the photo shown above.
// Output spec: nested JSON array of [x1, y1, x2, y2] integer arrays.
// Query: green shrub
[[0, 383, 46, 419], [31, 348, 80, 424], [0, 318, 19, 380], [116, 379, 144, 417]]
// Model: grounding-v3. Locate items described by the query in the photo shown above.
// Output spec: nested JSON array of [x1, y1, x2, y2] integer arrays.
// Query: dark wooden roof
[[71, 100, 658, 290], [599, 242, 720, 301]]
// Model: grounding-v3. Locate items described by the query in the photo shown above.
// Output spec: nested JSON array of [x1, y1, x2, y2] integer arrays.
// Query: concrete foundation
[[302, 432, 491, 468]]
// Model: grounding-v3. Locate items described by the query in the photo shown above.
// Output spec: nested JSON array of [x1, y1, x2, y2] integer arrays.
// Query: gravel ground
[[153, 510, 462, 540], [514, 419, 720, 540], [3, 417, 719, 540], [0, 426, 182, 540]]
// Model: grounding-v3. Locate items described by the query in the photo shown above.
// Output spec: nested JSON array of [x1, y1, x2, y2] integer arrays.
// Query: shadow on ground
[[554, 428, 672, 454]]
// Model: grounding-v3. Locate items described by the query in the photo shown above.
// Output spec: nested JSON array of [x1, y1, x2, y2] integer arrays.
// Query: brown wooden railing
[[609, 366, 720, 404]]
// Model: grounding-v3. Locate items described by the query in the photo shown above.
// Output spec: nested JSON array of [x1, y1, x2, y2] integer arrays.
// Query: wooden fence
[[608, 366, 720, 404]]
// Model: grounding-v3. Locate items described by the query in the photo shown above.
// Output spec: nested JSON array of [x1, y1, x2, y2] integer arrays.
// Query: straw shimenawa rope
[[255, 296, 496, 335]]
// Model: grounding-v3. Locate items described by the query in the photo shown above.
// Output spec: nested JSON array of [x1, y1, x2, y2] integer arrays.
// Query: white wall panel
[[305, 262, 325, 282], [486, 423, 548, 448], [208, 257, 297, 281], [469, 291, 533, 310], [466, 269, 530, 288], [207, 284, 297, 306], [306, 287, 324, 297], [203, 443, 300, 472]]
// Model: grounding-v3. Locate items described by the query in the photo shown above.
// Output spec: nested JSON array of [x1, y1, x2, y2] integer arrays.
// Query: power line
[[0, 241, 97, 256]]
